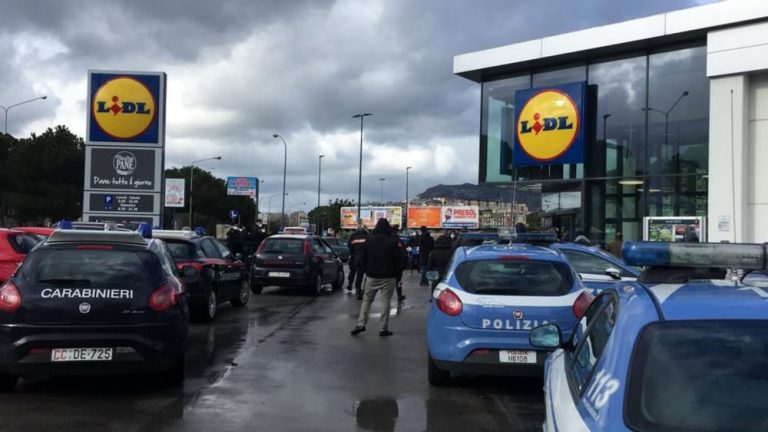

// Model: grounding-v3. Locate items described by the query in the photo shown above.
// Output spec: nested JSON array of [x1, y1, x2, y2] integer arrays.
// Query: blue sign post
[[229, 209, 239, 222]]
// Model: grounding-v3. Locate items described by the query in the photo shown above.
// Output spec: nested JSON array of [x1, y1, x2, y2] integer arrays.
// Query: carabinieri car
[[530, 241, 768, 431], [426, 239, 593, 386]]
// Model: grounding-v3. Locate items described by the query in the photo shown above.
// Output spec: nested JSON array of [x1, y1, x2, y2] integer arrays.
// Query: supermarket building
[[454, 1, 768, 244]]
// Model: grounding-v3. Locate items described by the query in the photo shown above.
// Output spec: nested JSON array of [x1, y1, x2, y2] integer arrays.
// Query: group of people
[[348, 220, 460, 338], [225, 220, 268, 257]]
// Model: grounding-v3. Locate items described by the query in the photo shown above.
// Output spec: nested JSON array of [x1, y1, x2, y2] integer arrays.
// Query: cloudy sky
[[1, 0, 715, 212]]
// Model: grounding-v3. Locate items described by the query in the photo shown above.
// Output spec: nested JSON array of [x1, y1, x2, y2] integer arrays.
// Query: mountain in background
[[417, 183, 541, 211]]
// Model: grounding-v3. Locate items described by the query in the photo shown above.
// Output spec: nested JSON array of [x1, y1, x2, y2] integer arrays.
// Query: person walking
[[390, 224, 407, 302], [418, 226, 434, 286], [428, 234, 454, 291], [346, 225, 369, 299], [606, 232, 623, 257], [226, 225, 243, 256], [351, 218, 403, 337]]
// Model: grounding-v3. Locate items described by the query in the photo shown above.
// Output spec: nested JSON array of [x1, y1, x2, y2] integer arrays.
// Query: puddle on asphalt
[[355, 398, 399, 431]]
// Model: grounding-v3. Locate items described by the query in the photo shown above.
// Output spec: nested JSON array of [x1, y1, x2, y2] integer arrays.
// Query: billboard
[[340, 207, 402, 230], [226, 176, 258, 196], [441, 206, 479, 229], [407, 207, 441, 229], [165, 178, 185, 208], [513, 81, 585, 167], [643, 217, 706, 243]]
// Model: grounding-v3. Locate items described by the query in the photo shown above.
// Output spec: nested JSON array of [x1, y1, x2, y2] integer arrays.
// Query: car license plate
[[268, 272, 290, 277], [51, 348, 113, 362], [499, 350, 536, 364]]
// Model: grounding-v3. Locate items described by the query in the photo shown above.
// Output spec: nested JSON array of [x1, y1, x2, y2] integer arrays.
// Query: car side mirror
[[605, 267, 621, 280], [181, 266, 198, 277], [529, 323, 563, 349], [426, 271, 440, 282]]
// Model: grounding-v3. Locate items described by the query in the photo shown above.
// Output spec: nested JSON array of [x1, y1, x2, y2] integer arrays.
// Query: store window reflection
[[481, 75, 529, 183]]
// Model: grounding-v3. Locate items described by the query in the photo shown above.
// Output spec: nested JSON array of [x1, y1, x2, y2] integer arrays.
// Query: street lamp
[[642, 90, 689, 150], [353, 113, 372, 225], [188, 156, 222, 227], [272, 133, 288, 229], [317, 154, 325, 235], [378, 177, 386, 204], [405, 166, 412, 235], [256, 179, 265, 222], [1, 95, 47, 135]]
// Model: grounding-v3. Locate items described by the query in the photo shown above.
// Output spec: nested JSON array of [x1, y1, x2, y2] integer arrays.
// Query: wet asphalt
[[0, 271, 544, 432]]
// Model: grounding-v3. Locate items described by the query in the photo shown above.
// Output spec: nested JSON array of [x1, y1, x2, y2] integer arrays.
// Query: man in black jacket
[[346, 226, 369, 299], [351, 218, 403, 337], [418, 226, 434, 286]]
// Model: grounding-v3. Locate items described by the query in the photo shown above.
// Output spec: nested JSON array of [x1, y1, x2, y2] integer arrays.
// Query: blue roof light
[[622, 241, 766, 269], [136, 223, 153, 239]]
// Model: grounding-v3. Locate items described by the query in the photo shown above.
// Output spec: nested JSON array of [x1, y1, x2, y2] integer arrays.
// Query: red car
[[0, 229, 42, 283]]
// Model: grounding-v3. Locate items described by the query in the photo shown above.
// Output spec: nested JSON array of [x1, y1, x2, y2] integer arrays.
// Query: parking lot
[[0, 270, 544, 432]]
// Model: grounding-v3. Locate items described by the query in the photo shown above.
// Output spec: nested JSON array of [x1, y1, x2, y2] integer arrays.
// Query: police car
[[531, 241, 768, 431], [0, 229, 189, 391], [550, 242, 640, 290], [426, 239, 593, 386]]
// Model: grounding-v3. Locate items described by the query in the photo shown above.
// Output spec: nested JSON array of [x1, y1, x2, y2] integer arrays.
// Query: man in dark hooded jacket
[[428, 235, 454, 291], [350, 218, 403, 337], [346, 226, 369, 299], [418, 226, 434, 286]]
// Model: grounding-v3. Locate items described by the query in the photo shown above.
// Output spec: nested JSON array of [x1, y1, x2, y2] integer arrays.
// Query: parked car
[[532, 241, 768, 431], [550, 242, 640, 291], [152, 230, 250, 322], [0, 229, 189, 391], [250, 234, 345, 296], [322, 237, 350, 263], [426, 242, 592, 386], [0, 229, 43, 284]]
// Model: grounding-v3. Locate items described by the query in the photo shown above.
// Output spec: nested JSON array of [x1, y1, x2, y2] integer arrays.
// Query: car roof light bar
[[622, 241, 767, 270]]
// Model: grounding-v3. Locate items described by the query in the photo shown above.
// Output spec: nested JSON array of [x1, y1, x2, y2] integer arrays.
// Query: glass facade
[[479, 45, 709, 245]]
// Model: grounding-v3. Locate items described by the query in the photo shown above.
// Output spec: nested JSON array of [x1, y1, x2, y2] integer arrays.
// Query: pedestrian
[[428, 235, 454, 291], [448, 230, 460, 250], [347, 225, 369, 299], [239, 224, 260, 257], [350, 218, 403, 337], [418, 226, 434, 286], [226, 224, 242, 256], [391, 224, 407, 302], [606, 232, 623, 257]]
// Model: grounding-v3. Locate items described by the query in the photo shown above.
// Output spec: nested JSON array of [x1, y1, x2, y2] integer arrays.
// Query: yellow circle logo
[[516, 90, 580, 161], [92, 77, 156, 140]]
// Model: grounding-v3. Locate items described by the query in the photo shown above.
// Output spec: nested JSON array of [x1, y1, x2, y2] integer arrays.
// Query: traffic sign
[[229, 209, 239, 221]]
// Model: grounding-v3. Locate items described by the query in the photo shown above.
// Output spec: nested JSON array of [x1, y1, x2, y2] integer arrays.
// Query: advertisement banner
[[407, 207, 441, 229], [341, 207, 402, 230], [85, 147, 161, 191], [164, 178, 185, 208], [643, 217, 706, 243], [513, 81, 586, 167], [441, 206, 479, 229], [226, 176, 258, 196]]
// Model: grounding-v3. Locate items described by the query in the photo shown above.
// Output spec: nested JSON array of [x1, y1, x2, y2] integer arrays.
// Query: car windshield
[[8, 233, 40, 254], [22, 248, 154, 287], [261, 238, 304, 254], [454, 259, 573, 296], [163, 239, 199, 261], [626, 320, 768, 432]]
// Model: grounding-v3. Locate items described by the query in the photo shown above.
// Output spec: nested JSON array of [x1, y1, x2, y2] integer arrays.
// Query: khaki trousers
[[356, 277, 396, 331]]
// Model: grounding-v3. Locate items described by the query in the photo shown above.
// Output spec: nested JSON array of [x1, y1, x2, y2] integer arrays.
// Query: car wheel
[[194, 288, 217, 323], [331, 268, 345, 290], [428, 353, 451, 387], [231, 280, 250, 307], [0, 374, 17, 392], [307, 273, 322, 297]]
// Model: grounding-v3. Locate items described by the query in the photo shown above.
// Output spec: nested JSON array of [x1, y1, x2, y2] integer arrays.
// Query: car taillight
[[573, 290, 594, 319], [303, 240, 312, 256], [0, 281, 21, 313], [149, 284, 177, 312], [175, 261, 203, 273], [436, 289, 463, 316]]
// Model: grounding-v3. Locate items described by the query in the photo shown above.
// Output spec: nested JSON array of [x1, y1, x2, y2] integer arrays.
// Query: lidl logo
[[88, 71, 165, 145], [513, 82, 585, 167]]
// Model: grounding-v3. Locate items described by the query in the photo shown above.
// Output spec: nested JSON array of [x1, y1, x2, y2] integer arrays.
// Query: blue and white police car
[[530, 241, 768, 431], [550, 242, 640, 291], [426, 240, 593, 386]]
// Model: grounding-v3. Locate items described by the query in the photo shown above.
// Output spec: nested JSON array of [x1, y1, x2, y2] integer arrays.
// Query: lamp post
[[1, 95, 47, 135], [353, 113, 372, 225], [405, 166, 412, 235], [317, 154, 325, 235], [256, 179, 264, 223], [602, 113, 611, 143], [378, 177, 386, 204], [188, 156, 222, 227], [272, 133, 288, 229]]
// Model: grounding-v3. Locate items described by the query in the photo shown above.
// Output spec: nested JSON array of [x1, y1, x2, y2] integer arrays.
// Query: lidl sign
[[513, 81, 585, 167], [87, 71, 166, 145]]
